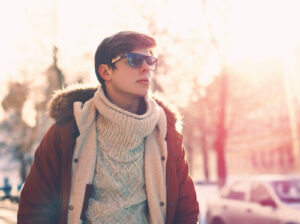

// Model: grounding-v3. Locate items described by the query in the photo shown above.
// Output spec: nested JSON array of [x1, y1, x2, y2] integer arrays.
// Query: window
[[250, 183, 272, 204], [223, 182, 248, 201], [272, 179, 300, 203]]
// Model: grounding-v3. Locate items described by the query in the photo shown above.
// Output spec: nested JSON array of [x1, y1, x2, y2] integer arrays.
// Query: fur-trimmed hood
[[48, 83, 181, 131]]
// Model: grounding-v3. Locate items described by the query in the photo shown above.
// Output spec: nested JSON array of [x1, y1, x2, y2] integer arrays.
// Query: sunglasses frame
[[111, 52, 158, 71]]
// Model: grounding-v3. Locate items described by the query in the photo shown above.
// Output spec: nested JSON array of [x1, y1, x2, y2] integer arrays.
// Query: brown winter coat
[[17, 85, 199, 224]]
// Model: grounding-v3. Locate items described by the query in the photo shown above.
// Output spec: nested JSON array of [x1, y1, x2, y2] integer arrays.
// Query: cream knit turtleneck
[[85, 87, 161, 223], [92, 87, 160, 162], [68, 86, 168, 224]]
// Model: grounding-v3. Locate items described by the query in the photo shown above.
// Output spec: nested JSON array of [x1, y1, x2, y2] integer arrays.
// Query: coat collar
[[48, 83, 181, 131]]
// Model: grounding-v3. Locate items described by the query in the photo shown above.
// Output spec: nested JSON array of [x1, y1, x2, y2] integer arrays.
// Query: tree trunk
[[17, 147, 28, 183], [216, 73, 227, 188], [201, 134, 210, 182]]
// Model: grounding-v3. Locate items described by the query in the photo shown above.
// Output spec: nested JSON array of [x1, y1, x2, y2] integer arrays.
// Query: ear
[[98, 64, 112, 81]]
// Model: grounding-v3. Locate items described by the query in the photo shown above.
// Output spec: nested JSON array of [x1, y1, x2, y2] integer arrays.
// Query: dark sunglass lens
[[128, 54, 144, 67], [146, 57, 157, 70], [145, 57, 157, 66]]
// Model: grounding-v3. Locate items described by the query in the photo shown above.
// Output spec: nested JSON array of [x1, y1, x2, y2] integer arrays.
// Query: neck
[[104, 89, 145, 114]]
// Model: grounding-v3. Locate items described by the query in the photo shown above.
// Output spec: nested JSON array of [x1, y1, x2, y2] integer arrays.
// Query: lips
[[137, 78, 150, 85]]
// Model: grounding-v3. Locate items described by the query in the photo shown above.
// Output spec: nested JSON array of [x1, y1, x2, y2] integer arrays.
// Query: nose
[[139, 60, 150, 73]]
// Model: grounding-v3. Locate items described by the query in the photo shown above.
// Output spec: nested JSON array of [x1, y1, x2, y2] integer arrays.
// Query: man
[[0, 177, 12, 201], [18, 31, 199, 224]]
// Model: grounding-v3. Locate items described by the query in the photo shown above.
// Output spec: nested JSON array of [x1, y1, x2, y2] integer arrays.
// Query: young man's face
[[105, 48, 154, 101]]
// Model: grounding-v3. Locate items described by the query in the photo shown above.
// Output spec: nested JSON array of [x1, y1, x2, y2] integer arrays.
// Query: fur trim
[[48, 83, 98, 123], [48, 83, 182, 131], [151, 92, 182, 133]]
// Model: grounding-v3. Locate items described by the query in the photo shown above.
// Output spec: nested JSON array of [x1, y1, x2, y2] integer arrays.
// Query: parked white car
[[206, 175, 300, 224]]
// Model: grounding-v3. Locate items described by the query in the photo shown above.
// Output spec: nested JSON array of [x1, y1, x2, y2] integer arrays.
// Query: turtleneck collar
[[92, 86, 160, 161]]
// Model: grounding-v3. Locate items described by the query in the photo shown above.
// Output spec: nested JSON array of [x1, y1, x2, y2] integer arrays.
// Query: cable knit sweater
[[67, 86, 168, 224], [85, 87, 160, 223]]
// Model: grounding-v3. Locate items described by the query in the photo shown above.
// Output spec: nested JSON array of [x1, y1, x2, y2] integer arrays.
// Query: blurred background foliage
[[0, 0, 299, 188]]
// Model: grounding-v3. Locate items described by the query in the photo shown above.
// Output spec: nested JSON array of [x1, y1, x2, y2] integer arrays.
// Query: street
[[0, 182, 217, 224], [0, 200, 17, 224], [195, 182, 219, 224]]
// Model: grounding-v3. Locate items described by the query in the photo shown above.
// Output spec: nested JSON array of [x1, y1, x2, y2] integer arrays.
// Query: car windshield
[[271, 179, 300, 203]]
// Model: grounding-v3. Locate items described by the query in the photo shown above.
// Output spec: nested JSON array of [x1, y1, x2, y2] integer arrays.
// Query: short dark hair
[[94, 31, 156, 85]]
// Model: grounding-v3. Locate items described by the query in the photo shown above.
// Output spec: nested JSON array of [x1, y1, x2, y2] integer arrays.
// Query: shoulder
[[41, 119, 78, 146], [48, 83, 98, 123]]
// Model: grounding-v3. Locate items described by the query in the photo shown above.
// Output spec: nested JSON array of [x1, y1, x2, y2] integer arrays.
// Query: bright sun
[[0, 0, 300, 121]]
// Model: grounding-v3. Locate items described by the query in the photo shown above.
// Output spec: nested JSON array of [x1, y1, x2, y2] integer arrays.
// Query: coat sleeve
[[17, 124, 62, 224], [173, 144, 199, 224]]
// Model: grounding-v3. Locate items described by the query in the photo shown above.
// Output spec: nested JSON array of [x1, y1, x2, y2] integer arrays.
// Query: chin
[[135, 89, 149, 98]]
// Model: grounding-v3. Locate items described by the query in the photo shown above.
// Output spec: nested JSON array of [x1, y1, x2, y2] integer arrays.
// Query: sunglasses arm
[[111, 55, 125, 64]]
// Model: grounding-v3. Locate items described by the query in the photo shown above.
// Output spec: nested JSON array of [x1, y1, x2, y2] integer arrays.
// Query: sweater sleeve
[[17, 124, 62, 224], [173, 145, 199, 224]]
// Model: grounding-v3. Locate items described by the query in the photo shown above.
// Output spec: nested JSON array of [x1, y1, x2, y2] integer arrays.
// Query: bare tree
[[201, 0, 231, 187], [0, 47, 65, 182], [1, 82, 32, 182]]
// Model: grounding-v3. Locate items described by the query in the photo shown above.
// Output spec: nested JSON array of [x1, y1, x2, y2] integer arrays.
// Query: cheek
[[114, 72, 130, 86]]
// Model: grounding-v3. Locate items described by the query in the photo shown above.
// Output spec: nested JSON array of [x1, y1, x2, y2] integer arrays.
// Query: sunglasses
[[111, 52, 158, 71]]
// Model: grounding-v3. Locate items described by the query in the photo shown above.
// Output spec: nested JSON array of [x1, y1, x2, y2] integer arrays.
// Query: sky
[[0, 0, 300, 123]]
